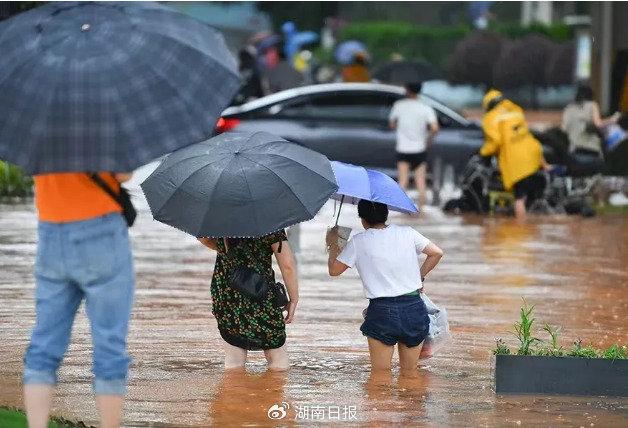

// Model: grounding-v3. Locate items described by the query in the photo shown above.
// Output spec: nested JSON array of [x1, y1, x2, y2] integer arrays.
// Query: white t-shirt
[[389, 98, 438, 154], [336, 224, 431, 299]]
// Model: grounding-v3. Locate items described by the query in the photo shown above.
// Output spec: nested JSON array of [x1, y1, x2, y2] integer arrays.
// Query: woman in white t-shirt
[[326, 200, 444, 374]]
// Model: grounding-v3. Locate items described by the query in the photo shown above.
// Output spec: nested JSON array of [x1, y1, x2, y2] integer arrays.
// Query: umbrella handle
[[334, 195, 345, 227]]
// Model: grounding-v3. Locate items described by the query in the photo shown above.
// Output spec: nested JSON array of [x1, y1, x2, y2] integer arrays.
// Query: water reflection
[[207, 369, 291, 426], [0, 202, 626, 427], [361, 370, 431, 426], [481, 219, 539, 287]]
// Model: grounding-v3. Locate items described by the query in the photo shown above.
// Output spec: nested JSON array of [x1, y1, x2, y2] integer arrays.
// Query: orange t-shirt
[[34, 173, 122, 223], [341, 64, 371, 83]]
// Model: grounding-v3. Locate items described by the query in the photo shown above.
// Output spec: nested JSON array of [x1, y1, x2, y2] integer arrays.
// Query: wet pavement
[[0, 196, 626, 427]]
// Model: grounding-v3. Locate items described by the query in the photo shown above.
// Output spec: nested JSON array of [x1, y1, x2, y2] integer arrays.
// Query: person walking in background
[[389, 82, 439, 207], [24, 172, 134, 428], [233, 46, 264, 105], [562, 83, 621, 157], [341, 52, 371, 83], [198, 231, 299, 371], [262, 47, 304, 94], [326, 200, 443, 375], [480, 89, 551, 221]]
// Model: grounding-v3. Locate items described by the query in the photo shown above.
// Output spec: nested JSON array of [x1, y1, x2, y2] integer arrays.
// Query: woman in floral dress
[[198, 230, 299, 370]]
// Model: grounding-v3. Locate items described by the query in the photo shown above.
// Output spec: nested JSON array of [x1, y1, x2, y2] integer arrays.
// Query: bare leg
[[367, 337, 395, 371], [224, 341, 247, 370], [415, 162, 427, 206], [24, 384, 53, 428], [96, 395, 124, 428], [264, 345, 289, 371], [397, 161, 410, 189], [514, 198, 527, 221], [398, 342, 422, 377], [419, 338, 434, 359], [364, 369, 393, 402]]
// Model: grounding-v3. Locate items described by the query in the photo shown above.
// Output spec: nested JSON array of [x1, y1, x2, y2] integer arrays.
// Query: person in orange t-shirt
[[24, 171, 134, 428], [341, 52, 371, 83]]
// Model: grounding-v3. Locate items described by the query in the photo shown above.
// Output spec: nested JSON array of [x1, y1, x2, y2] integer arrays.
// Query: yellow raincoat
[[480, 91, 543, 191]]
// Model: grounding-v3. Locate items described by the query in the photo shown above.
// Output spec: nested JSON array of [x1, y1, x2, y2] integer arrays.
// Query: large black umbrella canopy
[[0, 2, 240, 174], [140, 132, 338, 238], [373, 60, 441, 85]]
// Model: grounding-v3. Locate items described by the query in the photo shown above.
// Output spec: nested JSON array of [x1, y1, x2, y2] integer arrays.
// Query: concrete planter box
[[494, 354, 628, 397]]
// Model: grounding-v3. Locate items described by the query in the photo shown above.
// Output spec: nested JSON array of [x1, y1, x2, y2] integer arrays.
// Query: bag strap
[[278, 240, 283, 253], [88, 173, 123, 207]]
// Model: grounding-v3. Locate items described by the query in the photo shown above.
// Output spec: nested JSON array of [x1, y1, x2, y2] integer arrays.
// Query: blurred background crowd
[[1, 1, 627, 207], [5, 1, 625, 113]]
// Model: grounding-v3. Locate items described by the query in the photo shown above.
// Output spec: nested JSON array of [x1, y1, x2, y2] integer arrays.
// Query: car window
[[273, 92, 401, 122]]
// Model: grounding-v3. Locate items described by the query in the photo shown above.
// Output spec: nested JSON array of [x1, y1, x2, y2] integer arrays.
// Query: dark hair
[[405, 82, 422, 95], [358, 200, 388, 225], [575, 84, 594, 104]]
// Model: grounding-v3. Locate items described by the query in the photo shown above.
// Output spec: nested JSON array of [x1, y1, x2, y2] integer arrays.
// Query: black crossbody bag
[[229, 240, 289, 308], [89, 173, 137, 227]]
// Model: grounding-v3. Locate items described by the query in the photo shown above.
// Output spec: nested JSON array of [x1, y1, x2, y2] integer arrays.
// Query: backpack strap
[[89, 173, 121, 206]]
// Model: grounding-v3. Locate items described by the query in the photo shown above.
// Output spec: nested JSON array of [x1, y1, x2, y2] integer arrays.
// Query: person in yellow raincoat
[[479, 89, 550, 220]]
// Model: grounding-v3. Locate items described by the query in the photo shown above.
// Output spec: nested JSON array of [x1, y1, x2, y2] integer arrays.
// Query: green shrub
[[493, 338, 511, 355], [602, 344, 627, 360], [340, 22, 469, 68], [0, 406, 90, 427], [489, 22, 573, 42], [0, 160, 33, 198], [337, 21, 574, 70], [568, 339, 599, 359], [493, 300, 626, 359]]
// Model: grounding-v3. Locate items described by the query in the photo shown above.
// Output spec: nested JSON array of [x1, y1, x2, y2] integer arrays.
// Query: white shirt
[[337, 224, 431, 299], [389, 98, 437, 154]]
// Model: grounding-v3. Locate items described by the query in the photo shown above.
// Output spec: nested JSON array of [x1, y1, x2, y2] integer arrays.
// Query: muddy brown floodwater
[[0, 199, 626, 427]]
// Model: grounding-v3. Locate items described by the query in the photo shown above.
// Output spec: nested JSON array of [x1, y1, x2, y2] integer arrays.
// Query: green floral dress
[[211, 230, 287, 350]]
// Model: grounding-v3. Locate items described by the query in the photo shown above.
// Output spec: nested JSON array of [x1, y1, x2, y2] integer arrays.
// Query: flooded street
[[0, 198, 626, 427]]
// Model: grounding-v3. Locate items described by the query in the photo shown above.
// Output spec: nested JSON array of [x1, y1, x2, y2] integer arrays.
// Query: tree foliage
[[448, 31, 504, 87]]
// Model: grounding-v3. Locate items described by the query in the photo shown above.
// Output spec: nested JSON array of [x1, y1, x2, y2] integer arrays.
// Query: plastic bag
[[421, 293, 451, 357], [326, 225, 352, 252]]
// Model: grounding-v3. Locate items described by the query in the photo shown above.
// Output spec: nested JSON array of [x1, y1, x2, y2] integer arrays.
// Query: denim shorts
[[360, 294, 430, 347], [23, 213, 134, 395]]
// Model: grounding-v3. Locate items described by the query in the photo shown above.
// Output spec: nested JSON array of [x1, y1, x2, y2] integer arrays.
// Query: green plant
[[568, 339, 599, 359], [493, 338, 511, 355], [513, 299, 540, 355], [535, 323, 565, 357], [336, 21, 574, 70], [0, 405, 91, 427], [0, 160, 33, 198], [495, 299, 627, 360], [340, 22, 469, 68], [601, 344, 627, 360]]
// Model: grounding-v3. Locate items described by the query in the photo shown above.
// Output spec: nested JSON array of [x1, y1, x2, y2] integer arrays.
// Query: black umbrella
[[373, 60, 441, 85], [0, 1, 240, 174], [140, 132, 338, 238]]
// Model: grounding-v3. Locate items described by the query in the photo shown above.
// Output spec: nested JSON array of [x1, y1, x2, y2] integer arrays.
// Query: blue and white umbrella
[[0, 1, 240, 174], [335, 40, 368, 65], [331, 161, 418, 223]]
